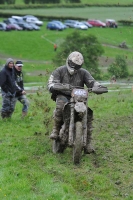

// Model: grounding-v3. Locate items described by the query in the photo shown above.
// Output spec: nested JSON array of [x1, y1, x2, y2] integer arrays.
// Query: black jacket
[[13, 67, 24, 97], [0, 58, 21, 95]]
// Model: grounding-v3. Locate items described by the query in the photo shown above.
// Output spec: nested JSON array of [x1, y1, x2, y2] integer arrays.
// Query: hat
[[15, 60, 23, 67]]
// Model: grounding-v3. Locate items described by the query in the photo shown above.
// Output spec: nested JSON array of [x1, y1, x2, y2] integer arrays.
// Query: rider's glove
[[92, 85, 108, 94]]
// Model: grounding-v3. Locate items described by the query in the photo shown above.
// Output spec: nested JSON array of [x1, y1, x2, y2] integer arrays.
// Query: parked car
[[11, 17, 33, 30], [64, 20, 78, 28], [52, 20, 67, 29], [23, 15, 43, 26], [0, 22, 11, 31], [23, 15, 37, 20], [24, 17, 43, 26], [46, 22, 64, 31], [81, 21, 93, 28], [87, 20, 106, 27], [18, 22, 33, 30], [7, 23, 23, 31], [3, 17, 17, 25], [12, 16, 23, 21], [28, 23, 40, 30], [73, 22, 88, 30], [106, 19, 118, 28]]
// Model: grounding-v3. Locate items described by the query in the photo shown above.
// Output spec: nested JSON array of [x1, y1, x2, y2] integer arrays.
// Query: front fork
[[82, 108, 87, 147], [68, 98, 75, 146]]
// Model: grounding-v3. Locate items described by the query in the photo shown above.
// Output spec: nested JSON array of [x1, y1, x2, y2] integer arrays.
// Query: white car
[[22, 15, 43, 26], [12, 16, 23, 20], [25, 18, 43, 26], [73, 22, 88, 30]]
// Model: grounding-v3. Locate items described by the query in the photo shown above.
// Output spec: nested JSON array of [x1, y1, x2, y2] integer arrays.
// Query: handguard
[[53, 83, 72, 91], [92, 85, 108, 94]]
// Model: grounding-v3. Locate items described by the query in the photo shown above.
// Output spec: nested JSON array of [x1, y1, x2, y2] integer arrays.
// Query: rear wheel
[[73, 121, 83, 165]]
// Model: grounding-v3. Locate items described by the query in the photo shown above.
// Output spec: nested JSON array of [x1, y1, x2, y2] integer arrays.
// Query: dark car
[[46, 22, 63, 31], [52, 20, 67, 29], [0, 22, 11, 31], [88, 20, 106, 28], [3, 18, 17, 25], [106, 19, 118, 28]]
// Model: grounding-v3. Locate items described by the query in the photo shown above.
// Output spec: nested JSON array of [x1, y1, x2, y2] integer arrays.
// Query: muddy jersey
[[48, 65, 99, 96]]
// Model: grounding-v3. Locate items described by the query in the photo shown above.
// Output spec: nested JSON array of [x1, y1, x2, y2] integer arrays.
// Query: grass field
[[1, 7, 133, 21], [0, 88, 133, 199], [1, 4, 133, 199], [15, 0, 133, 5], [0, 21, 133, 81]]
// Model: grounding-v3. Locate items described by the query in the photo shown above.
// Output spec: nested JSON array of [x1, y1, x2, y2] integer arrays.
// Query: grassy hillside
[[0, 3, 133, 199], [0, 87, 133, 199], [0, 21, 133, 81], [15, 0, 133, 5], [1, 7, 133, 21]]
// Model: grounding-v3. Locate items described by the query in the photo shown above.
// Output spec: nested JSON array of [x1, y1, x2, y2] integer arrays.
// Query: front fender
[[74, 102, 86, 113]]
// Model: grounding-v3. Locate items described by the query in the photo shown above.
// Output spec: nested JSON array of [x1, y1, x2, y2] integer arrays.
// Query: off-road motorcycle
[[52, 85, 108, 165]]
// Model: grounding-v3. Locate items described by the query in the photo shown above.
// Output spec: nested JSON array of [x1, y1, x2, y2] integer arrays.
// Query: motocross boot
[[50, 118, 62, 139], [85, 133, 95, 154], [1, 112, 11, 119]]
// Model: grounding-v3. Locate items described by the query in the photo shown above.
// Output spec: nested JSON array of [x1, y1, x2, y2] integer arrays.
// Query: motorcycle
[[52, 85, 108, 165]]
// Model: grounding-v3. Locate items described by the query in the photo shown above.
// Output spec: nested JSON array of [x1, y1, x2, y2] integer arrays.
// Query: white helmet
[[66, 51, 84, 75]]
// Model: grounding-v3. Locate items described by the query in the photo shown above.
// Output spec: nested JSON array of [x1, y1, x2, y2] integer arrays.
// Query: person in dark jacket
[[14, 60, 29, 118], [48, 51, 107, 153], [0, 58, 22, 118]]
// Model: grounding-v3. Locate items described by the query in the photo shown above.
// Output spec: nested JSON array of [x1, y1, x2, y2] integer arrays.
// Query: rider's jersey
[[48, 65, 100, 96]]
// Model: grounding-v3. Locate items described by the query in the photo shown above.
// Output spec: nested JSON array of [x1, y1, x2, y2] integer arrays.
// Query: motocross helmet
[[66, 51, 84, 75]]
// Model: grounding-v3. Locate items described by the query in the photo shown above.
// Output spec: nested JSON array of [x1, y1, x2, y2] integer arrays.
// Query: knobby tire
[[73, 121, 83, 165]]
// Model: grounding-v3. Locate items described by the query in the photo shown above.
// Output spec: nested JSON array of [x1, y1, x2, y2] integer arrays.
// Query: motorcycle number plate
[[72, 89, 88, 98]]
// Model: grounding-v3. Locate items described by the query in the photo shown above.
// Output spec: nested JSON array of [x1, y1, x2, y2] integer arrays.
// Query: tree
[[0, 0, 5, 4], [53, 31, 104, 79], [23, 0, 30, 4], [108, 55, 129, 78], [69, 0, 80, 2], [6, 0, 15, 4]]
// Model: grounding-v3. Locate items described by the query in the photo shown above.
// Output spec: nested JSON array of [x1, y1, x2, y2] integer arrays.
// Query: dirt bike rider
[[48, 51, 105, 153]]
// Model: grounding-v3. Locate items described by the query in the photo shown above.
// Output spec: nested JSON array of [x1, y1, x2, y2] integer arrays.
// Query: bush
[[108, 55, 129, 78]]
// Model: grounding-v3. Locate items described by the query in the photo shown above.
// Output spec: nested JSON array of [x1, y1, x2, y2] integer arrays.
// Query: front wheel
[[73, 121, 83, 165]]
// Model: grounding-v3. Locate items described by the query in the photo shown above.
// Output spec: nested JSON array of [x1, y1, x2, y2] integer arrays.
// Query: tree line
[[0, 0, 80, 4]]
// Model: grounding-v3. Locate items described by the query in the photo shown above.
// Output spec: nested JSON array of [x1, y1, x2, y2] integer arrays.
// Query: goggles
[[68, 60, 81, 70]]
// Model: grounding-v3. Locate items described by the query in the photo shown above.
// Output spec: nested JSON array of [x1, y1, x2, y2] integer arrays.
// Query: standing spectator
[[0, 58, 22, 119], [14, 60, 29, 118], [54, 44, 57, 51]]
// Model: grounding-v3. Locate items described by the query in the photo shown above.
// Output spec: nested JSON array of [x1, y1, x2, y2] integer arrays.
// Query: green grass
[[14, 0, 133, 5], [1, 20, 133, 81], [0, 24, 133, 61], [0, 5, 133, 199], [1, 7, 133, 21], [0, 88, 133, 199]]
